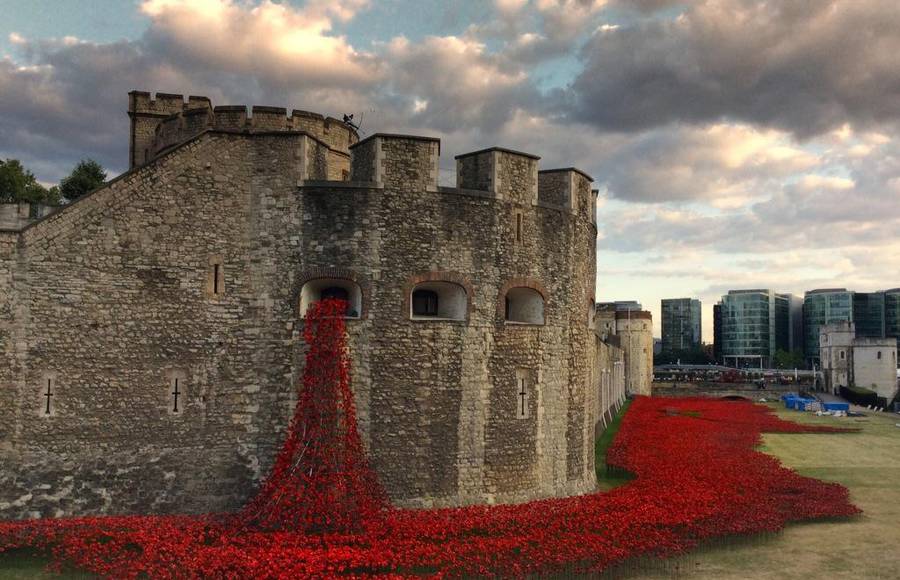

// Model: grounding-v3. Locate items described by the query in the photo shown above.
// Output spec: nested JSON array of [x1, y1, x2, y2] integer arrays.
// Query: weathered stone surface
[[0, 94, 624, 519]]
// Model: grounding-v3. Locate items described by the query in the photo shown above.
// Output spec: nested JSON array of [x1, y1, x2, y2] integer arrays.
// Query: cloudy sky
[[2, 0, 899, 339]]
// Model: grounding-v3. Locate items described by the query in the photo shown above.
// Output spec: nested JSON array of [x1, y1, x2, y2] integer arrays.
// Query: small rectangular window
[[877, 351, 882, 360], [167, 370, 187, 415], [515, 369, 530, 419], [41, 375, 55, 417], [207, 255, 225, 297], [172, 377, 182, 413], [516, 212, 523, 242]]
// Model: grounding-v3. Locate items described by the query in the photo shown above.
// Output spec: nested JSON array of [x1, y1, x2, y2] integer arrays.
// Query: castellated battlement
[[346, 134, 596, 222], [129, 91, 358, 179]]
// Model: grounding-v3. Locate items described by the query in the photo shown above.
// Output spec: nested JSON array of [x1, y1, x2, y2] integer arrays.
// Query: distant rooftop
[[806, 288, 850, 296], [597, 300, 643, 312]]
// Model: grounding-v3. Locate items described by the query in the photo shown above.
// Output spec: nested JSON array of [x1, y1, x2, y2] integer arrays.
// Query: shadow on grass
[[0, 548, 93, 579], [596, 400, 635, 491]]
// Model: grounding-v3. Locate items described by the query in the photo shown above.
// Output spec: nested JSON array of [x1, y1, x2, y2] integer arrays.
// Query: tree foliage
[[0, 159, 61, 205], [773, 349, 805, 369], [60, 159, 107, 201], [654, 347, 714, 365]]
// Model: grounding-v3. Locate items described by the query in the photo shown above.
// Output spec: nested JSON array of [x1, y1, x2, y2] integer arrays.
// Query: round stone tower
[[293, 136, 600, 507]]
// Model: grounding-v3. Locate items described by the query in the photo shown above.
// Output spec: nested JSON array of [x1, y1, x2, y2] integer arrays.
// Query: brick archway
[[496, 277, 548, 321], [295, 267, 368, 319], [402, 271, 475, 320]]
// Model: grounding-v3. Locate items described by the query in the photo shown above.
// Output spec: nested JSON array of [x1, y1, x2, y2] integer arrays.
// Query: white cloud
[[141, 0, 379, 88], [495, 0, 529, 15], [596, 123, 819, 204]]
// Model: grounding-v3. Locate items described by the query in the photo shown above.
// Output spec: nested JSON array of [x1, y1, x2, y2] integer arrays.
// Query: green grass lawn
[[596, 399, 634, 491], [0, 549, 91, 579], [624, 403, 900, 579]]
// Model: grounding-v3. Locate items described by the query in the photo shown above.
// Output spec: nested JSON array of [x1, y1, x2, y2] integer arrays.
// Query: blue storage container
[[795, 398, 816, 411], [823, 402, 849, 412]]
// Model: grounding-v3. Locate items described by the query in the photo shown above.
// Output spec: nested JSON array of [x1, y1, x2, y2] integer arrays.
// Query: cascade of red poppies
[[237, 298, 387, 534], [0, 388, 863, 577]]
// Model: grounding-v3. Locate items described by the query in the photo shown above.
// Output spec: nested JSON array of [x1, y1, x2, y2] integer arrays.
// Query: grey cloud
[[571, 0, 900, 137], [0, 33, 537, 182], [610, 0, 685, 13], [598, 175, 900, 256]]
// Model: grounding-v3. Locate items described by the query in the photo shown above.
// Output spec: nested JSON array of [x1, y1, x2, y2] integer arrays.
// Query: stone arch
[[403, 272, 474, 321], [498, 278, 547, 325], [296, 267, 368, 319]]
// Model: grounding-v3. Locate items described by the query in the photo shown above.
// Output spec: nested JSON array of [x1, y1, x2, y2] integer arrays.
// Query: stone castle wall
[[302, 135, 599, 507], [1, 132, 328, 517], [0, 204, 57, 231], [1, 101, 601, 517], [0, 233, 17, 445], [591, 337, 626, 436]]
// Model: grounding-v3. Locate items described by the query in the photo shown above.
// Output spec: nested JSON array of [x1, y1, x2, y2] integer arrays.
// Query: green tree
[[0, 159, 61, 205], [654, 347, 714, 366], [60, 159, 106, 201], [773, 349, 804, 369]]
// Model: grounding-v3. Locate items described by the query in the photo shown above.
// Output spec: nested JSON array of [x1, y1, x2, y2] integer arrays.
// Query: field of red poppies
[[0, 301, 860, 578]]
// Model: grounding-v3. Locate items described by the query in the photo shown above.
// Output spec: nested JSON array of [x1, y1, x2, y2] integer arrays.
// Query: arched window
[[504, 287, 545, 325], [299, 278, 362, 318], [410, 281, 467, 320]]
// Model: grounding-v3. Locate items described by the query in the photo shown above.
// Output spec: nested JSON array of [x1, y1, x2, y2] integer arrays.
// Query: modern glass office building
[[803, 289, 853, 365], [853, 292, 886, 337], [660, 298, 701, 353], [803, 289, 895, 365], [886, 289, 900, 341], [718, 290, 800, 368], [713, 303, 723, 362]]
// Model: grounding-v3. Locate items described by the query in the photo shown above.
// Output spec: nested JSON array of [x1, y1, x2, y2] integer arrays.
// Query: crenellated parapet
[[349, 134, 440, 191], [128, 91, 212, 168], [455, 147, 539, 205], [345, 136, 596, 223], [538, 168, 595, 219], [129, 91, 358, 179]]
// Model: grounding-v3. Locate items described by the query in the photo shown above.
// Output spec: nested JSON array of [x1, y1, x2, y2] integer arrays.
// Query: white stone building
[[820, 321, 898, 401]]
